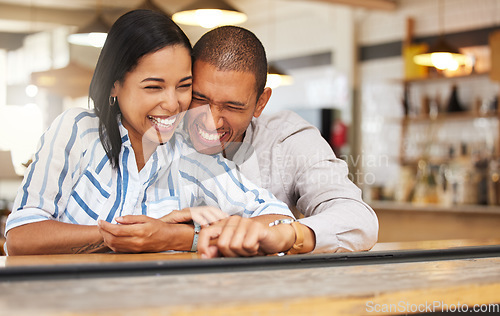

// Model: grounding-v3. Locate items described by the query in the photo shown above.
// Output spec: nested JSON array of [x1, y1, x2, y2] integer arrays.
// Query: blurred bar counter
[[372, 201, 500, 242]]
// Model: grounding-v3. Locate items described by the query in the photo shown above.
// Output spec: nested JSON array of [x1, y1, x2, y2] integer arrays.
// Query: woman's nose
[[159, 90, 180, 113]]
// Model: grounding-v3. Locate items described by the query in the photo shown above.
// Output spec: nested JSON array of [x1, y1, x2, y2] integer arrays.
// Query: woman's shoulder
[[60, 107, 98, 123], [51, 107, 99, 130], [44, 108, 100, 145]]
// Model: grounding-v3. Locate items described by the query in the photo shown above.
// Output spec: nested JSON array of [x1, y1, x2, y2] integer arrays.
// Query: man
[[187, 26, 378, 254], [100, 26, 377, 257]]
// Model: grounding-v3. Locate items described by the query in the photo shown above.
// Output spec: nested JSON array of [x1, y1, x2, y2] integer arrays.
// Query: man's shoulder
[[250, 110, 318, 142], [254, 110, 311, 128]]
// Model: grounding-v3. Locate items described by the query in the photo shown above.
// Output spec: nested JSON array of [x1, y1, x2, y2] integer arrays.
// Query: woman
[[4, 10, 296, 256]]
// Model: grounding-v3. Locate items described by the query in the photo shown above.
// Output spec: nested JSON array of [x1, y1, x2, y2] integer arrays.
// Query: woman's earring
[[109, 96, 117, 106]]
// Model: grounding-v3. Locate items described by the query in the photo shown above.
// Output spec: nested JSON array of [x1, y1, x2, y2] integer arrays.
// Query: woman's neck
[[131, 139, 157, 172]]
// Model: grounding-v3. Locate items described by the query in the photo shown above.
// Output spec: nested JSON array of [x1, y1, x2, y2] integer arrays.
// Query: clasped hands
[[97, 207, 296, 258]]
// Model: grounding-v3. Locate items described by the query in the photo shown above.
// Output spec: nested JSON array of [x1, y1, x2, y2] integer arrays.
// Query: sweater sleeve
[[269, 112, 378, 252]]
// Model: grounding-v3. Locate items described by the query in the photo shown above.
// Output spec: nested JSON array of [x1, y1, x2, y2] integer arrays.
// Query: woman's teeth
[[148, 116, 175, 128]]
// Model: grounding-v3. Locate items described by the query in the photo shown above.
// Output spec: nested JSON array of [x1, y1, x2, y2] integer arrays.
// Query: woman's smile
[[148, 114, 179, 133]]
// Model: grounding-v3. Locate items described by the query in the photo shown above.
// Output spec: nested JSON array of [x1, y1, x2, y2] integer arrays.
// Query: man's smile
[[195, 122, 227, 144]]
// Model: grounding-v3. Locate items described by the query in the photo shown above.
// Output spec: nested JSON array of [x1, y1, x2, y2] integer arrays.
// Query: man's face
[[187, 60, 269, 156]]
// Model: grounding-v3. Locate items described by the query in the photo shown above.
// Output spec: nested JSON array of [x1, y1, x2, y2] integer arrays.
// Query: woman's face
[[112, 45, 192, 154]]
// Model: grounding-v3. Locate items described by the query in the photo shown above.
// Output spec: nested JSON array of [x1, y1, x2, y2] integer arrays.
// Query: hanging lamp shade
[[266, 64, 293, 89], [172, 0, 247, 28], [135, 0, 171, 17], [413, 36, 468, 71], [31, 62, 94, 98], [67, 13, 110, 48]]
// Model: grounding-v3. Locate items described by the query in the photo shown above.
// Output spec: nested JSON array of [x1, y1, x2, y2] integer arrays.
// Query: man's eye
[[227, 106, 244, 111]]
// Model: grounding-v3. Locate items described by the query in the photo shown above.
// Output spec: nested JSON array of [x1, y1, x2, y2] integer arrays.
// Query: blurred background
[[1, 0, 500, 245]]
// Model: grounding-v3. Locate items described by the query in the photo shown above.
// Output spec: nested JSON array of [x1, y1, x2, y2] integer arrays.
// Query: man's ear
[[253, 87, 272, 118]]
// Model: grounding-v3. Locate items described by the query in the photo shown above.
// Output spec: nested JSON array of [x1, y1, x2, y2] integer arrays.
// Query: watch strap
[[268, 218, 305, 255], [287, 221, 304, 254]]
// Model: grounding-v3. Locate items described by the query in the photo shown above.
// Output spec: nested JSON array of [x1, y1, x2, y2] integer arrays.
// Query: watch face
[[269, 219, 295, 227], [194, 222, 201, 234]]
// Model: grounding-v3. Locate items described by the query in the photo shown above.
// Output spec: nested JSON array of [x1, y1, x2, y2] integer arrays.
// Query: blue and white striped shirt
[[5, 108, 292, 234]]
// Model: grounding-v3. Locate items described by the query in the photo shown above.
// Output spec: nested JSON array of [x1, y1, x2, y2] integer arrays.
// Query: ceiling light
[[67, 13, 109, 48], [413, 0, 467, 70], [266, 64, 293, 89], [413, 37, 468, 70], [172, 0, 247, 28]]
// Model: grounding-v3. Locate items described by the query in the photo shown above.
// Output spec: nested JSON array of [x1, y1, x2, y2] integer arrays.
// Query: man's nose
[[207, 105, 224, 130]]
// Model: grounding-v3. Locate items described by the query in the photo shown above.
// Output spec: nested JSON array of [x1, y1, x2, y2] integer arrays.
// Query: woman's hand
[[97, 207, 229, 253], [197, 215, 297, 258], [98, 215, 174, 253], [159, 206, 229, 226]]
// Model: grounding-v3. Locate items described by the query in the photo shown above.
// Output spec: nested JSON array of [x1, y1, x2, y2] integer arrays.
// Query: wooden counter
[[372, 201, 500, 242], [0, 240, 499, 315]]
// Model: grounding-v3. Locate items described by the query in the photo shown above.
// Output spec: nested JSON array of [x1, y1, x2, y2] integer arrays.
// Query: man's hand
[[160, 206, 229, 226], [197, 215, 296, 258], [97, 215, 172, 253]]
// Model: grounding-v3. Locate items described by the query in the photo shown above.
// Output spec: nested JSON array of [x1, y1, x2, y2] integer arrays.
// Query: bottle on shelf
[[411, 160, 439, 205], [471, 147, 489, 205], [488, 158, 500, 205], [444, 142, 492, 205], [446, 84, 465, 113], [445, 143, 476, 205]]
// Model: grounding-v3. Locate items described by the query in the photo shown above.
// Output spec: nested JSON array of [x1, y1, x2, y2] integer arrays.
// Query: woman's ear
[[110, 81, 118, 97], [253, 87, 272, 118]]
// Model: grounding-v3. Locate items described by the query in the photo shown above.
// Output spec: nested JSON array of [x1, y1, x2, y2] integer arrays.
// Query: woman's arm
[[5, 109, 100, 255], [96, 207, 229, 253], [97, 216, 195, 253], [5, 221, 108, 255]]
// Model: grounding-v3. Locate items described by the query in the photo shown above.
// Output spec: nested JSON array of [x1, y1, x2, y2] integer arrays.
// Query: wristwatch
[[269, 219, 304, 255], [190, 222, 201, 252]]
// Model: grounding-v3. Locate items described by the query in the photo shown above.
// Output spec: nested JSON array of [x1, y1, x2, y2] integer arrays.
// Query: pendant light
[[172, 0, 247, 29], [267, 64, 293, 89], [413, 0, 467, 70], [67, 1, 109, 48]]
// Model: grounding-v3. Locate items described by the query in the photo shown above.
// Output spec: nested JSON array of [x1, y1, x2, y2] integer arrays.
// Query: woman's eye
[[178, 83, 192, 89], [145, 86, 161, 90]]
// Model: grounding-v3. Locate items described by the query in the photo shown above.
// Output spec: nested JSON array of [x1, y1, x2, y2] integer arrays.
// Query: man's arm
[[249, 111, 378, 253], [282, 118, 379, 252], [5, 221, 108, 255], [197, 214, 316, 258]]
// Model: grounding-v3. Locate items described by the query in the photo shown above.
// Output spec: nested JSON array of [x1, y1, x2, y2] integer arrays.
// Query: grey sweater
[[235, 110, 378, 253]]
